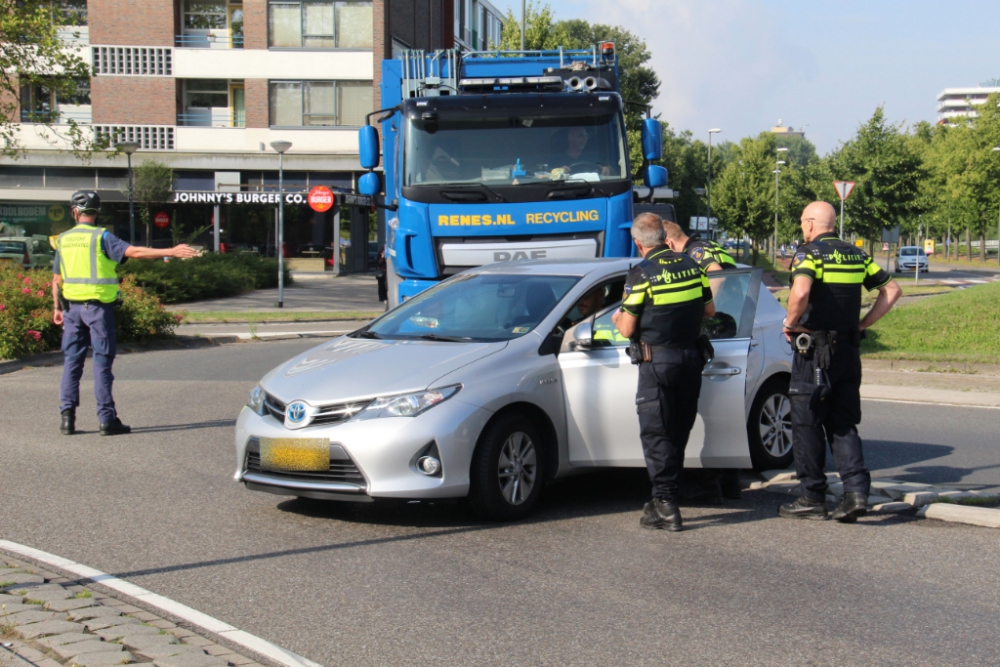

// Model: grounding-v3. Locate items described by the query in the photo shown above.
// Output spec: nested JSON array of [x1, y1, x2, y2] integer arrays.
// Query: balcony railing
[[20, 109, 93, 124], [177, 110, 246, 128], [175, 33, 244, 49]]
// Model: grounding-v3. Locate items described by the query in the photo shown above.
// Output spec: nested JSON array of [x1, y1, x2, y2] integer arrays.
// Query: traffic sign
[[307, 186, 335, 213], [833, 181, 855, 201], [154, 212, 170, 229]]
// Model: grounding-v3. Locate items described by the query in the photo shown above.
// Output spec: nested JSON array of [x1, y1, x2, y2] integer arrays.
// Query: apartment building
[[3, 0, 500, 269], [936, 81, 1000, 123]]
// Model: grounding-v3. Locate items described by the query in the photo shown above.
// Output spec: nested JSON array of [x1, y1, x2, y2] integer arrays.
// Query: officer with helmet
[[51, 191, 197, 436]]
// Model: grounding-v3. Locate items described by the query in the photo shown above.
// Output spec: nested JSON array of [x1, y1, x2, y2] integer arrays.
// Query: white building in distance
[[936, 80, 1000, 123]]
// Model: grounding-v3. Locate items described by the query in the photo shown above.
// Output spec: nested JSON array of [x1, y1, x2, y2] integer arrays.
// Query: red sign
[[833, 181, 856, 201], [308, 186, 335, 213], [154, 212, 170, 229]]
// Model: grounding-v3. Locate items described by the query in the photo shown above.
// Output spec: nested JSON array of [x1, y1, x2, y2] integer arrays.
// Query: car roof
[[466, 258, 637, 278]]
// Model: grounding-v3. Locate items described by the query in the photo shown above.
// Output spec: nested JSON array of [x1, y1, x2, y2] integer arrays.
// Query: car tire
[[469, 413, 546, 521], [747, 377, 794, 471], [894, 263, 901, 273]]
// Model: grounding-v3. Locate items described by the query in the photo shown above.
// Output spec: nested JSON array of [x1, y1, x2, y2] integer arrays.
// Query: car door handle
[[702, 366, 741, 376]]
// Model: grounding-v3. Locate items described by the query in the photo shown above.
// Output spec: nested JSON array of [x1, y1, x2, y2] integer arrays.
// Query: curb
[[749, 470, 1000, 527], [0, 541, 323, 667]]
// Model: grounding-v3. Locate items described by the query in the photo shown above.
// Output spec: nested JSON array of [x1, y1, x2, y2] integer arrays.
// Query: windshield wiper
[[437, 183, 507, 202], [354, 330, 382, 339], [547, 182, 609, 199], [418, 333, 471, 342]]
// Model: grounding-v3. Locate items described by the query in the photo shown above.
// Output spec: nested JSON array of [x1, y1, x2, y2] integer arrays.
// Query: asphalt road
[[2, 342, 999, 667]]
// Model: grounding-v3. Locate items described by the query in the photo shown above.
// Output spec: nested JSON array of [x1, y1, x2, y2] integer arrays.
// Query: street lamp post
[[773, 148, 788, 263], [270, 140, 292, 308], [116, 141, 140, 245], [706, 129, 722, 232], [694, 187, 706, 236]]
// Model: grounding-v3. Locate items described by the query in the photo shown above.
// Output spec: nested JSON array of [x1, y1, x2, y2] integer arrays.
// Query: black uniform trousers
[[789, 341, 871, 502], [636, 348, 704, 501]]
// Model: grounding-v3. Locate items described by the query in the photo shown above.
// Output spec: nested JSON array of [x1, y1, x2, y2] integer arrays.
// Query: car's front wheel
[[747, 377, 794, 470], [469, 413, 546, 521]]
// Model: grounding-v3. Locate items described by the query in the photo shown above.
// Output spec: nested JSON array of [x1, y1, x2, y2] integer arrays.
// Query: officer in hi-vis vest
[[52, 191, 197, 436]]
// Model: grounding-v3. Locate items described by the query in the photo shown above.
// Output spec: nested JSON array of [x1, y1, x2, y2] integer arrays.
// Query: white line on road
[[862, 397, 1000, 410], [0, 540, 323, 667]]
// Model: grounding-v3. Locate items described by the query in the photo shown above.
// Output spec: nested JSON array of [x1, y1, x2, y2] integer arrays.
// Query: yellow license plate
[[0, 258, 12, 263], [259, 438, 329, 472]]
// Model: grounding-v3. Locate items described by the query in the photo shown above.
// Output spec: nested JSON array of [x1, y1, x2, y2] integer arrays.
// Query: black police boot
[[778, 496, 828, 520], [831, 492, 868, 523], [640, 501, 665, 530], [60, 409, 75, 436], [649, 498, 684, 533], [720, 469, 742, 500], [99, 417, 131, 436]]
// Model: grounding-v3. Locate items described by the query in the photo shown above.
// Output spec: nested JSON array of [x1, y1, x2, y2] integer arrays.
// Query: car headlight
[[247, 384, 266, 416], [353, 385, 461, 421]]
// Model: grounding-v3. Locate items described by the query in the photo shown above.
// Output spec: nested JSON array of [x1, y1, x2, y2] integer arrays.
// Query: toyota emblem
[[286, 402, 307, 424]]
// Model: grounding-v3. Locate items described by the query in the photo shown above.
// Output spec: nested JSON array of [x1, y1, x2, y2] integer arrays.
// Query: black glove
[[812, 331, 832, 370]]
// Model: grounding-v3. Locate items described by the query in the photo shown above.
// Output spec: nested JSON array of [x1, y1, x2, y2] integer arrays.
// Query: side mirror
[[645, 164, 667, 189], [358, 172, 381, 196], [570, 321, 593, 350], [641, 118, 663, 161], [359, 125, 380, 170]]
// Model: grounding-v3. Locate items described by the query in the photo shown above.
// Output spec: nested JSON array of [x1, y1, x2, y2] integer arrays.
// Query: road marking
[[862, 397, 1000, 410], [0, 540, 323, 667]]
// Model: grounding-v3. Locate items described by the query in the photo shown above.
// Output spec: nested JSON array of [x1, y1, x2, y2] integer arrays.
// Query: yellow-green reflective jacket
[[57, 224, 119, 303]]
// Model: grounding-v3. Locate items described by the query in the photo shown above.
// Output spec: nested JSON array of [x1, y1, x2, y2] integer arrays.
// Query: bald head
[[800, 201, 837, 242]]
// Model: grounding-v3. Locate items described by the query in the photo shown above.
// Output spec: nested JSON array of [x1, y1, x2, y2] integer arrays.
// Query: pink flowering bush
[[0, 265, 180, 360]]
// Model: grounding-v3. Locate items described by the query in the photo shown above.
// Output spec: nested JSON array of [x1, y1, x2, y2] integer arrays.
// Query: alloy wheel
[[497, 431, 537, 505], [759, 394, 793, 458]]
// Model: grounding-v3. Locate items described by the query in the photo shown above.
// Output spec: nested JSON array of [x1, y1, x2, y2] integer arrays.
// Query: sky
[[493, 0, 1000, 154]]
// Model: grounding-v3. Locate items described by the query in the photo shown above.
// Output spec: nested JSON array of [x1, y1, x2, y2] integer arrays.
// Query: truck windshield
[[405, 112, 627, 187]]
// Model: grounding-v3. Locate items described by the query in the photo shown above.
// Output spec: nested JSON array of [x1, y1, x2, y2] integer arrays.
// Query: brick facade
[[244, 79, 269, 128], [91, 77, 177, 125], [243, 0, 268, 49], [88, 0, 176, 46]]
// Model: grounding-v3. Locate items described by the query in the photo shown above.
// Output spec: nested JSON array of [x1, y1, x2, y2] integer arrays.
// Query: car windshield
[[0, 241, 26, 254], [901, 247, 926, 256], [363, 273, 579, 342], [405, 111, 627, 187]]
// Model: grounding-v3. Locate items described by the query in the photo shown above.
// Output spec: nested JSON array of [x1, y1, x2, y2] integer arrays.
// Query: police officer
[[662, 219, 742, 503], [52, 191, 197, 436], [613, 213, 715, 531], [779, 201, 901, 522]]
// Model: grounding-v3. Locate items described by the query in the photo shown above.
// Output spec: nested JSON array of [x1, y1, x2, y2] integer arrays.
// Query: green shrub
[[0, 266, 178, 360], [118, 253, 292, 304]]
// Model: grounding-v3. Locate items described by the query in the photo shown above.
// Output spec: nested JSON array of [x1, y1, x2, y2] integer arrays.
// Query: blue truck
[[358, 43, 665, 305]]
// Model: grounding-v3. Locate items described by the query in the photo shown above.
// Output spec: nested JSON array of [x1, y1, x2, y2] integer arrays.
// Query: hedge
[[118, 253, 293, 304]]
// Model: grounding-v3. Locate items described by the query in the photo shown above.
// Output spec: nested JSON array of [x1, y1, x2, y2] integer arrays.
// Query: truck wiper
[[438, 183, 507, 202], [418, 333, 470, 342], [547, 182, 609, 199]]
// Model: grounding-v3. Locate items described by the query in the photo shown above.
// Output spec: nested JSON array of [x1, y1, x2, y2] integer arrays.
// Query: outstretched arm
[[124, 244, 199, 260]]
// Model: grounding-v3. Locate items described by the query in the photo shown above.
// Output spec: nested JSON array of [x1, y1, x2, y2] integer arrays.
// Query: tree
[[712, 134, 778, 265], [0, 0, 105, 157], [827, 107, 926, 245], [127, 160, 174, 246]]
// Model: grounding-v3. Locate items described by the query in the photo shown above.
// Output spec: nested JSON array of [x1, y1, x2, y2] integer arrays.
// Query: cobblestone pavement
[[0, 559, 265, 667]]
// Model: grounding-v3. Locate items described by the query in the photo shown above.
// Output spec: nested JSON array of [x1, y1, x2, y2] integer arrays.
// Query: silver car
[[235, 259, 794, 520]]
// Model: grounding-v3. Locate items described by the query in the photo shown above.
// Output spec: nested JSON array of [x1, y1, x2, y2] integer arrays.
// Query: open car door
[[558, 268, 763, 469]]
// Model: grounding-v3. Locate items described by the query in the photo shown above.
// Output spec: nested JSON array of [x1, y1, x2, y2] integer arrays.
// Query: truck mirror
[[645, 165, 667, 189], [358, 172, 381, 196], [359, 125, 380, 170], [641, 118, 662, 161]]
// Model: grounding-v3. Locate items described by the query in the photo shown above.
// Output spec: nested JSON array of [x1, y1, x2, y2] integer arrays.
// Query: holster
[[627, 340, 653, 365], [696, 334, 715, 364], [809, 367, 832, 411]]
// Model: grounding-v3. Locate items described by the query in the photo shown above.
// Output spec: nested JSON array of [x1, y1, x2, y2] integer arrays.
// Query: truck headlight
[[354, 385, 461, 420], [247, 385, 266, 416]]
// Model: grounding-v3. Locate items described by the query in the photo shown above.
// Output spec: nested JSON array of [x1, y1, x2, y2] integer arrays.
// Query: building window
[[19, 78, 90, 123], [269, 80, 372, 127], [184, 0, 228, 29], [52, 0, 87, 26], [268, 1, 372, 49], [180, 79, 244, 127]]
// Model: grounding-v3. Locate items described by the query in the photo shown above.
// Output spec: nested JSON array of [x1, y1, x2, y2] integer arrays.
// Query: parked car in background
[[235, 259, 794, 520], [0, 236, 54, 270], [895, 245, 928, 272]]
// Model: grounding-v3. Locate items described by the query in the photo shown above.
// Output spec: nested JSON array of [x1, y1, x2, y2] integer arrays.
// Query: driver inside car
[[554, 127, 610, 177]]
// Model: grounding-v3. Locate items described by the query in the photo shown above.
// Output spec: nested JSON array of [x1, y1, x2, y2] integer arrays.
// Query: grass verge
[[861, 281, 1000, 363], [179, 310, 382, 324]]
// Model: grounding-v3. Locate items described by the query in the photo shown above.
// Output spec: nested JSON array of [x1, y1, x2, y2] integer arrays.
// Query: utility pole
[[520, 0, 526, 50], [773, 147, 788, 264], [707, 128, 721, 237]]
